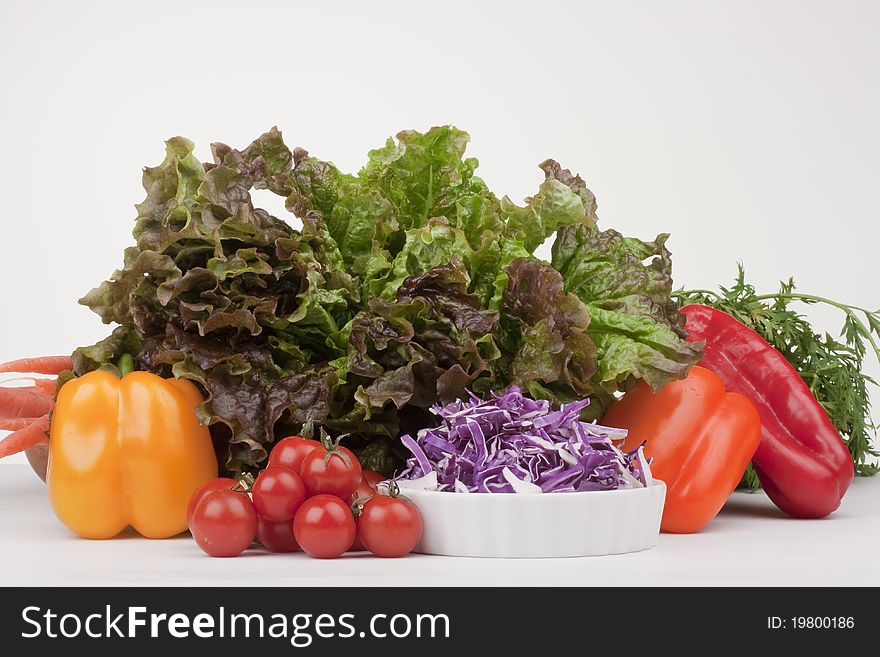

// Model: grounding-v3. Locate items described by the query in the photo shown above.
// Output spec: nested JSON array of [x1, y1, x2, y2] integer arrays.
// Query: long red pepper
[[681, 304, 853, 518]]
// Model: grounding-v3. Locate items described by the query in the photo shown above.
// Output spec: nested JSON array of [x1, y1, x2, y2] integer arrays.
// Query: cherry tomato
[[357, 495, 423, 558], [352, 477, 377, 504], [348, 473, 380, 551], [362, 470, 385, 487], [300, 444, 362, 498], [187, 477, 237, 531], [256, 516, 299, 553], [269, 435, 320, 473], [191, 489, 257, 558], [252, 466, 307, 522], [293, 495, 356, 559]]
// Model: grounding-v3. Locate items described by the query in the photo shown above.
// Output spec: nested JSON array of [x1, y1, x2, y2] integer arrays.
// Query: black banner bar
[[0, 587, 872, 654]]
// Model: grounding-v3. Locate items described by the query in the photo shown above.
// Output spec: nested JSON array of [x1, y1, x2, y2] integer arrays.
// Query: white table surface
[[2, 462, 877, 587]]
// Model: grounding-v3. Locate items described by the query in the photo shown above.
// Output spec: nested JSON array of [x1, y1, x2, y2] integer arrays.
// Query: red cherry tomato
[[351, 469, 389, 503], [300, 444, 362, 498], [256, 516, 299, 553], [352, 477, 376, 503], [187, 477, 237, 531], [357, 495, 423, 558], [362, 470, 385, 487], [252, 466, 307, 522], [269, 436, 320, 473], [349, 470, 388, 548], [191, 489, 257, 558], [293, 495, 356, 559]]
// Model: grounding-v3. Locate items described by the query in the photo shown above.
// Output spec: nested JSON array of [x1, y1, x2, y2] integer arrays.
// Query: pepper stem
[[116, 354, 135, 377]]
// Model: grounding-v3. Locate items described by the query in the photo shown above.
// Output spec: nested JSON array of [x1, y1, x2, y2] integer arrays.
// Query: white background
[[2, 0, 878, 393], [0, 0, 878, 583]]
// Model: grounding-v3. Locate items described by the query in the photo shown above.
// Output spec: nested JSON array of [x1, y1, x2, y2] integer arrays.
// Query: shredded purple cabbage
[[398, 387, 651, 493]]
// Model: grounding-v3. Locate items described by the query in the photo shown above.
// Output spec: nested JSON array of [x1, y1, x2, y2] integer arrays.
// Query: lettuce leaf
[[551, 224, 703, 391], [495, 259, 597, 403], [72, 125, 700, 475], [501, 159, 598, 253], [337, 261, 500, 413], [360, 126, 505, 243]]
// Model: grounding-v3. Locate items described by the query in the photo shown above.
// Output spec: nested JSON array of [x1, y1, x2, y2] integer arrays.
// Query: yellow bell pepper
[[47, 369, 218, 539]]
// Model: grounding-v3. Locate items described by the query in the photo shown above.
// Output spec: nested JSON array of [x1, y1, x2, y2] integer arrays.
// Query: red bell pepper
[[603, 366, 761, 533], [681, 304, 853, 519]]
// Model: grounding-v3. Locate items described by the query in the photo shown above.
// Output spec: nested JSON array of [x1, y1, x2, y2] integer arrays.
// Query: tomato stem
[[233, 472, 255, 493], [319, 428, 352, 467], [379, 479, 415, 505]]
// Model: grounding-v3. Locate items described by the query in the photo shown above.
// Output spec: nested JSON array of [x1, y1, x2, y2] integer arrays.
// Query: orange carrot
[[33, 379, 57, 396], [0, 418, 38, 431], [0, 378, 55, 396], [0, 356, 72, 375], [0, 414, 49, 458], [0, 387, 54, 418]]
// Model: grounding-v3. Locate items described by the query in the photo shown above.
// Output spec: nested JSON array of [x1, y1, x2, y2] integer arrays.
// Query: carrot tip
[[0, 414, 50, 459], [0, 356, 72, 376], [0, 418, 40, 431]]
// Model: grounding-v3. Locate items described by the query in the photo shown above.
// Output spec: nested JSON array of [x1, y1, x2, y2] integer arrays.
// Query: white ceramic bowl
[[402, 481, 666, 558]]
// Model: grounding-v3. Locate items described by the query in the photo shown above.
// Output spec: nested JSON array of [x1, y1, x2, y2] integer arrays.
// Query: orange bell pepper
[[48, 369, 218, 539], [602, 366, 761, 533]]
